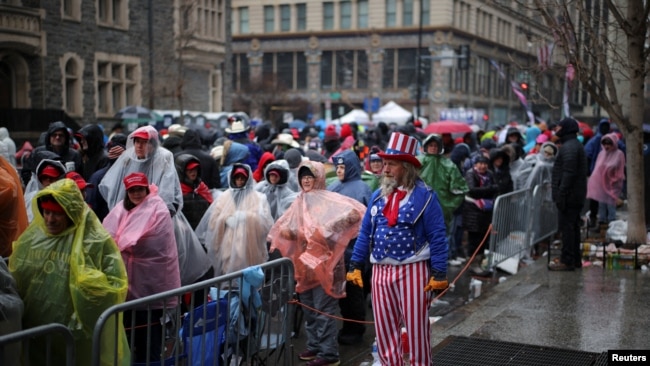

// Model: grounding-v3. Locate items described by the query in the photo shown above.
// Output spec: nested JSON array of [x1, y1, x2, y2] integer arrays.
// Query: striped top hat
[[378, 132, 421, 168]]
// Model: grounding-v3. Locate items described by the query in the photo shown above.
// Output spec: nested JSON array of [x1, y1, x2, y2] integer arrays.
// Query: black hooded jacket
[[24, 121, 82, 184], [552, 119, 588, 210], [176, 129, 221, 189], [77, 124, 109, 180]]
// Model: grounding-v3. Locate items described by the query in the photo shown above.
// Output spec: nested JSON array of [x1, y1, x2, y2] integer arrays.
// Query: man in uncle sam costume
[[346, 132, 448, 365]]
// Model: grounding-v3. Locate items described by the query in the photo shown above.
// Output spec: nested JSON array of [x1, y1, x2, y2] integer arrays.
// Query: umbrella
[[289, 120, 307, 131], [114, 106, 157, 121], [424, 121, 473, 135]]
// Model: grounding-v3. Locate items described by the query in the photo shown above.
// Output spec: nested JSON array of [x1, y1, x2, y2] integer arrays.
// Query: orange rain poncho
[[0, 156, 27, 256], [269, 161, 366, 298]]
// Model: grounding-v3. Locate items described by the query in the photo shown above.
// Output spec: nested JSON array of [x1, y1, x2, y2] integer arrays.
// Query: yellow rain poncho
[[9, 178, 129, 365]]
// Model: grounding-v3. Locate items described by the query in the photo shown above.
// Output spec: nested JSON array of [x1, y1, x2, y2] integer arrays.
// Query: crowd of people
[[0, 115, 627, 365]]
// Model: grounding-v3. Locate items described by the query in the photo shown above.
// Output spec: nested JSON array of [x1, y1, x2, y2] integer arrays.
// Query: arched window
[[63, 57, 82, 116]]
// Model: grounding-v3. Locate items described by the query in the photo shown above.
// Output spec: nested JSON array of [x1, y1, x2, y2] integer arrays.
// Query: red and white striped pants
[[372, 261, 432, 366]]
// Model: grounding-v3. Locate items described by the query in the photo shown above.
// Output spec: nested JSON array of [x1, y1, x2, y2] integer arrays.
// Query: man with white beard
[[346, 132, 449, 365]]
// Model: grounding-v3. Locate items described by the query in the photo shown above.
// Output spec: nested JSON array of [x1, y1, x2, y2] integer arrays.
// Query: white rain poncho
[[195, 163, 273, 276], [99, 126, 182, 215], [24, 158, 66, 223], [254, 159, 298, 221], [268, 161, 366, 298]]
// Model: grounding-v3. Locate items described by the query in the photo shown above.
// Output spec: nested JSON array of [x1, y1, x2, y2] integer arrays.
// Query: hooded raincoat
[[0, 156, 27, 257], [195, 163, 273, 276], [418, 149, 469, 233], [103, 184, 181, 306], [328, 149, 372, 206], [24, 158, 66, 223], [99, 126, 182, 215], [587, 133, 626, 206], [255, 159, 298, 221], [10, 179, 129, 366], [269, 161, 366, 298], [76, 124, 109, 180]]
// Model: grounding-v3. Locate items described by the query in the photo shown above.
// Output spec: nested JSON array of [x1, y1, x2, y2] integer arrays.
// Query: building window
[[421, 0, 430, 25], [95, 54, 141, 116], [255, 52, 307, 91], [264, 5, 274, 33], [403, 0, 413, 26], [233, 53, 250, 91], [453, 0, 471, 30], [383, 49, 395, 88], [280, 4, 291, 32], [97, 0, 128, 28], [62, 0, 81, 21], [196, 0, 223, 39], [336, 51, 354, 88], [358, 0, 368, 28], [386, 0, 396, 27], [277, 52, 294, 89], [296, 3, 307, 31], [238, 7, 249, 34], [321, 51, 334, 89], [63, 56, 82, 115], [340, 1, 351, 29], [383, 48, 430, 90], [323, 2, 334, 30]]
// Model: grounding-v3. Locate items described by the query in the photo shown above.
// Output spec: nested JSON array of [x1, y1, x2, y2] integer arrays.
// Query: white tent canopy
[[331, 108, 370, 125], [371, 101, 413, 125]]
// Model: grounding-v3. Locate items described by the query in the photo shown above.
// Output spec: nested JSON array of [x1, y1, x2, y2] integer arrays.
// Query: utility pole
[[415, 0, 423, 120]]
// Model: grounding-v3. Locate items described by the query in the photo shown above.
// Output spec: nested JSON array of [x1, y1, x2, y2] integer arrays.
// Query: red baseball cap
[[40, 198, 65, 213], [66, 172, 93, 191], [132, 130, 150, 140], [233, 167, 248, 178], [39, 165, 64, 179], [186, 161, 200, 171], [123, 172, 149, 190]]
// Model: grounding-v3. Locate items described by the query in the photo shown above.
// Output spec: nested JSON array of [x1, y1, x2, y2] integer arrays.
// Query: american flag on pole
[[537, 42, 555, 70]]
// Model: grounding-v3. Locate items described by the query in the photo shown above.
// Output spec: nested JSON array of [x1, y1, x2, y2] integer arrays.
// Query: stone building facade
[[0, 0, 227, 126], [229, 0, 598, 126]]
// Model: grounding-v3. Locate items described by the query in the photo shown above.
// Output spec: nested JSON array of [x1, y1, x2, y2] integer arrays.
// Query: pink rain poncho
[[195, 164, 273, 276], [268, 161, 366, 298], [103, 185, 181, 307], [587, 133, 626, 206], [10, 178, 129, 366]]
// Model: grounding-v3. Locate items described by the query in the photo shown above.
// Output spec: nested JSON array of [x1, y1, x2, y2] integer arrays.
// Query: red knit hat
[[324, 125, 339, 142], [340, 124, 352, 139]]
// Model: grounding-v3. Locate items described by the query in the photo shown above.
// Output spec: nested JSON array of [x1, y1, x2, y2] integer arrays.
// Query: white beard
[[380, 176, 399, 197]]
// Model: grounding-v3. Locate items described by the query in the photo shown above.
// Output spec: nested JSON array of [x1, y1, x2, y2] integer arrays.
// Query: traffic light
[[458, 45, 470, 70], [520, 82, 528, 91]]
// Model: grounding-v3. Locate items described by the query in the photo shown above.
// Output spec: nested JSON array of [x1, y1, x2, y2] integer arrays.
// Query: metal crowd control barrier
[[487, 185, 558, 271], [92, 257, 295, 366], [487, 188, 533, 271], [0, 323, 76, 366], [529, 183, 558, 246]]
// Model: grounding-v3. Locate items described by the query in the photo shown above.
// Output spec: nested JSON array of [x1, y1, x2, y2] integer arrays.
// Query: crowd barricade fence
[[487, 185, 557, 271], [91, 257, 295, 366], [0, 323, 76, 366]]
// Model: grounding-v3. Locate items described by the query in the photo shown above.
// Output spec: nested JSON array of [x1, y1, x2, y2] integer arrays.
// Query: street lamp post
[[415, 0, 423, 120]]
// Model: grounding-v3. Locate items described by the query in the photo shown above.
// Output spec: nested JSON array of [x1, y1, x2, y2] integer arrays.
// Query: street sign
[[441, 49, 455, 67], [330, 92, 341, 100]]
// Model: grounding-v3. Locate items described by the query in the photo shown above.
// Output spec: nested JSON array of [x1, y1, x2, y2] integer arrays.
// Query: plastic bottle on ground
[[371, 339, 380, 366]]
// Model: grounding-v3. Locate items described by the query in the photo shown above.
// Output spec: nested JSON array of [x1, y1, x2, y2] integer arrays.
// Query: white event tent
[[371, 101, 413, 125]]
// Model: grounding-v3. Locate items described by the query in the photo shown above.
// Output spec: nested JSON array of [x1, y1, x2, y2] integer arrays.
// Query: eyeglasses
[[300, 176, 315, 181], [602, 140, 613, 146], [51, 132, 66, 139]]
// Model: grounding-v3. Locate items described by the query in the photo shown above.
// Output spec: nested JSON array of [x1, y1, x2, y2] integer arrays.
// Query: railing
[[487, 184, 557, 271], [0, 323, 76, 366], [91, 258, 295, 366]]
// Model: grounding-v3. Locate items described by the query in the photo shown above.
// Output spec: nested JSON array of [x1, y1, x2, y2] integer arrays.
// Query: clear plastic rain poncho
[[9, 178, 130, 366], [254, 159, 299, 221], [102, 184, 181, 307], [268, 161, 366, 298], [24, 158, 66, 223], [99, 126, 210, 286], [99, 126, 182, 214], [587, 132, 626, 206], [196, 163, 273, 276]]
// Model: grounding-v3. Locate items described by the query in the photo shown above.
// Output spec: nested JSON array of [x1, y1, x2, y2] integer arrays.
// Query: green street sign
[[330, 92, 341, 100]]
